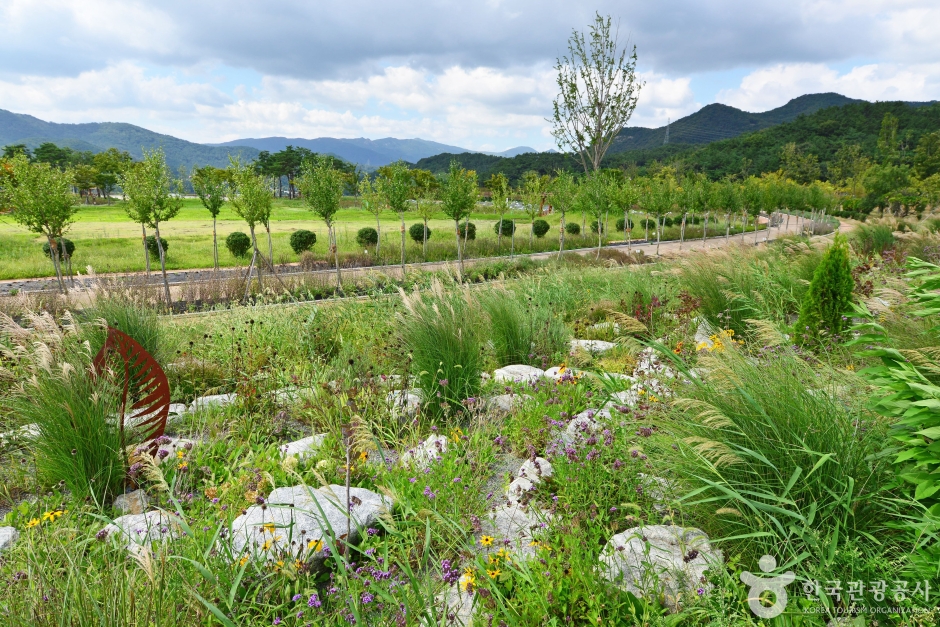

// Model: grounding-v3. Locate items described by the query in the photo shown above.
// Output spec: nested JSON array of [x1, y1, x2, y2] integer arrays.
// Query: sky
[[2, 1, 939, 152]]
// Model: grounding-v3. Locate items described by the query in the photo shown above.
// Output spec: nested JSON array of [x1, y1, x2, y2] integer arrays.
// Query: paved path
[[0, 214, 841, 297]]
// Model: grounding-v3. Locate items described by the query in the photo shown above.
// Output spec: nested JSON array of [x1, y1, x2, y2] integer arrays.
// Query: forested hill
[[629, 99, 940, 180], [0, 109, 259, 171], [416, 99, 940, 183], [610, 92, 862, 152]]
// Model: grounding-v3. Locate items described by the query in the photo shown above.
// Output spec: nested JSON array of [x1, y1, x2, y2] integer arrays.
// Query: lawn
[[0, 197, 757, 280]]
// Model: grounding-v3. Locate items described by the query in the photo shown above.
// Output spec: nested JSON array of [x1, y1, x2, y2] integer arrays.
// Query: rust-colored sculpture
[[93, 326, 169, 446]]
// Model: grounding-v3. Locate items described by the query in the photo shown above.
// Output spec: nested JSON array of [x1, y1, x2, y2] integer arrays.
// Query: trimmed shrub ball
[[690, 215, 701, 225], [145, 235, 168, 258], [641, 218, 657, 230], [457, 222, 476, 240], [615, 217, 634, 231], [289, 229, 317, 254], [494, 218, 516, 236], [590, 220, 607, 234], [532, 219, 550, 238], [564, 222, 581, 235], [409, 222, 431, 244], [42, 237, 75, 259], [226, 231, 252, 258], [356, 227, 379, 247], [663, 216, 675, 228]]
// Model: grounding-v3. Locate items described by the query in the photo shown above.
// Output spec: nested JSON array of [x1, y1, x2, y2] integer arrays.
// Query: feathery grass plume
[[398, 279, 484, 420], [745, 318, 788, 347], [603, 310, 649, 334], [653, 338, 894, 576], [81, 293, 164, 363], [127, 444, 170, 495]]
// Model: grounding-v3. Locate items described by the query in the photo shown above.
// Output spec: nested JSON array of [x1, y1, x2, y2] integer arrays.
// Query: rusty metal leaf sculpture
[[93, 326, 170, 447]]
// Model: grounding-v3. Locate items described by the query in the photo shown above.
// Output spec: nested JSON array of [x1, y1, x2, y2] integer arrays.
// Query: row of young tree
[[1, 143, 133, 203]]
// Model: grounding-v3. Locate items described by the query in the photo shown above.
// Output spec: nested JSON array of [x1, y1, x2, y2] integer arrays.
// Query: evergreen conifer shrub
[[795, 233, 854, 344]]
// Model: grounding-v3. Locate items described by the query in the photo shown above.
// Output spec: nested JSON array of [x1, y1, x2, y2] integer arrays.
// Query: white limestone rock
[[189, 393, 236, 413], [560, 408, 610, 446], [505, 477, 535, 503], [113, 489, 149, 515], [600, 525, 721, 611], [279, 434, 327, 461], [228, 484, 392, 566], [155, 437, 197, 465], [102, 510, 181, 555], [570, 339, 617, 354], [400, 435, 448, 469], [518, 457, 553, 482], [493, 365, 544, 384], [0, 423, 40, 445], [481, 503, 551, 558], [489, 393, 531, 413], [387, 389, 422, 415], [0, 526, 19, 552]]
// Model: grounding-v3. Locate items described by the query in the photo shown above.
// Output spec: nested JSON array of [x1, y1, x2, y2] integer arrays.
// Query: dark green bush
[[145, 235, 168, 259], [590, 221, 606, 234], [42, 237, 75, 259], [796, 233, 854, 345], [408, 223, 431, 244], [356, 227, 379, 247], [494, 219, 516, 236], [663, 216, 675, 227], [615, 217, 634, 231], [532, 219, 550, 238], [289, 229, 317, 254], [225, 232, 252, 258], [564, 222, 581, 235], [690, 215, 702, 225], [457, 222, 476, 241]]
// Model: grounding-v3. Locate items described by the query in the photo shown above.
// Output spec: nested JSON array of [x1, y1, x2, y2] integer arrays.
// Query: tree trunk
[[754, 214, 760, 244], [741, 213, 748, 241], [46, 235, 66, 293], [529, 220, 534, 249], [454, 221, 463, 279], [248, 226, 263, 292], [153, 221, 172, 309], [330, 224, 342, 294], [375, 215, 381, 258], [596, 217, 602, 259], [702, 213, 709, 244], [656, 216, 663, 256], [644, 213, 650, 242], [142, 224, 151, 276], [497, 216, 503, 253], [510, 224, 515, 259], [679, 213, 686, 250], [266, 224, 273, 266], [725, 213, 731, 241], [422, 218, 428, 261], [212, 216, 219, 270], [462, 216, 470, 262], [242, 249, 257, 301], [558, 213, 566, 260], [400, 214, 406, 276]]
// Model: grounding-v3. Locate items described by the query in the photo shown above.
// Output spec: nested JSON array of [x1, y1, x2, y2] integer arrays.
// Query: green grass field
[[0, 198, 754, 279]]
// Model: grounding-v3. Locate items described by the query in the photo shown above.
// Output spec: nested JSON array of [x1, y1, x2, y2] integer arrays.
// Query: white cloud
[[716, 62, 940, 111]]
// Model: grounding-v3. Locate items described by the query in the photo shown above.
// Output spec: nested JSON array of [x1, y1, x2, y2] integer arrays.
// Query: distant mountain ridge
[[211, 136, 536, 165], [0, 109, 258, 171], [610, 93, 864, 152]]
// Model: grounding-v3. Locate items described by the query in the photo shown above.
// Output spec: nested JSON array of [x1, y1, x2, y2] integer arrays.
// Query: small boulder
[[600, 525, 721, 611], [101, 510, 181, 556], [0, 526, 19, 552], [400, 435, 448, 469], [189, 393, 236, 413], [518, 457, 553, 482], [560, 408, 610, 445], [570, 339, 616, 354], [279, 434, 326, 461], [505, 476, 535, 503], [493, 365, 544, 384], [489, 393, 531, 413], [114, 489, 149, 515], [228, 484, 392, 567], [155, 437, 197, 465], [387, 390, 422, 415]]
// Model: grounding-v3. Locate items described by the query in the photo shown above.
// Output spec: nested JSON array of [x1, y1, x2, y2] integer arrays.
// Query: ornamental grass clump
[[481, 288, 569, 367], [1, 312, 126, 504], [658, 334, 894, 576], [397, 280, 483, 419]]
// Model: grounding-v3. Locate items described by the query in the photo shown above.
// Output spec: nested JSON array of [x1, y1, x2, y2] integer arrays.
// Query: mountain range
[[0, 92, 922, 173]]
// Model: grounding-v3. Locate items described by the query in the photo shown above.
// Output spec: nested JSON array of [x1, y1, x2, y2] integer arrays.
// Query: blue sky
[[2, 1, 938, 152]]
